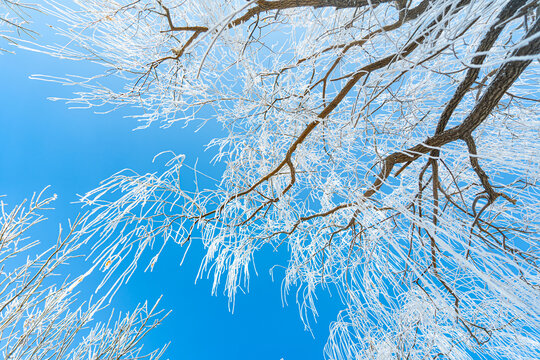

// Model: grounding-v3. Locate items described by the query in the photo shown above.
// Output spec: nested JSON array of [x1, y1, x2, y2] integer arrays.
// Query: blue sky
[[0, 27, 341, 359]]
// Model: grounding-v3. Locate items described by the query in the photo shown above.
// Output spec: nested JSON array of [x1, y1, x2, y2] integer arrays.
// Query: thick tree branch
[[434, 0, 529, 135], [365, 15, 540, 197]]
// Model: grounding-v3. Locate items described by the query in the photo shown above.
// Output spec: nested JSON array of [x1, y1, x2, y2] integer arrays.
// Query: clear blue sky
[[0, 28, 340, 360]]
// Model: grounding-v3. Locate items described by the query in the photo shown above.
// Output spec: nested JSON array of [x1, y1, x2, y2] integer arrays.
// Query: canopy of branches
[[8, 0, 540, 359]]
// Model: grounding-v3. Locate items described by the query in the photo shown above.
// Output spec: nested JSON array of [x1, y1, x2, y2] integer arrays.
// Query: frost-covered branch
[[0, 191, 168, 359], [0, 0, 38, 52]]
